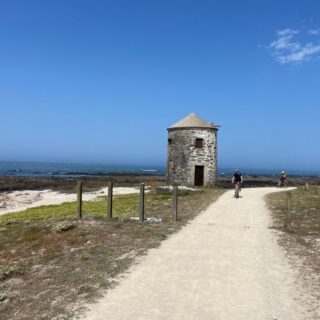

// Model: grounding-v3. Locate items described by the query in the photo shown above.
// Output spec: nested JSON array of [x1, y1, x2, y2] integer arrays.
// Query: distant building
[[166, 113, 219, 186]]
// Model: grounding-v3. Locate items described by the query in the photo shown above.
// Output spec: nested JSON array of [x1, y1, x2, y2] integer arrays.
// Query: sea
[[0, 161, 319, 178], [0, 161, 165, 177]]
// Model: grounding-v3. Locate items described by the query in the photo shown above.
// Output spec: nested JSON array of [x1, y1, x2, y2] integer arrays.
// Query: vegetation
[[0, 193, 174, 225], [52, 221, 75, 233], [267, 185, 320, 236], [267, 185, 320, 310], [0, 188, 225, 320], [0, 176, 166, 192]]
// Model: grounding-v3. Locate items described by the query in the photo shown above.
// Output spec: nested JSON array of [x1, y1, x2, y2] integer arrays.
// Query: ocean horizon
[[0, 161, 319, 178]]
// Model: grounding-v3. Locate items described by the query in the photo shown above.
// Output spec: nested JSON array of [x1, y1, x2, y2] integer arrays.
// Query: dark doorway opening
[[194, 166, 204, 186]]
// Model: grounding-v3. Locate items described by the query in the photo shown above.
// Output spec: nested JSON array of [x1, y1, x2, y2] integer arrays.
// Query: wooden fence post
[[77, 180, 83, 219], [172, 186, 178, 222], [139, 183, 145, 223], [286, 192, 292, 229], [107, 182, 113, 220]]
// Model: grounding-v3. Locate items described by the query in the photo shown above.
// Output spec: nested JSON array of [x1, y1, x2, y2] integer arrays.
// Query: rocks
[[154, 186, 199, 195], [0, 291, 8, 302], [129, 216, 162, 222], [31, 264, 44, 272], [0, 202, 7, 208], [5, 277, 24, 287]]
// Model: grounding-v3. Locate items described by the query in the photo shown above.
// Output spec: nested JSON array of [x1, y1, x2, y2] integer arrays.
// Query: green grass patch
[[0, 202, 77, 224], [0, 193, 173, 225]]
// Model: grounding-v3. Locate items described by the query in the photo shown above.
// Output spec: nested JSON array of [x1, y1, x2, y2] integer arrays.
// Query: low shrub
[[52, 221, 75, 233]]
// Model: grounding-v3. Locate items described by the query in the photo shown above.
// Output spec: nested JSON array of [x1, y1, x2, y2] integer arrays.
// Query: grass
[[267, 186, 320, 236], [0, 187, 225, 320], [0, 261, 31, 281], [266, 185, 320, 319], [0, 193, 173, 225]]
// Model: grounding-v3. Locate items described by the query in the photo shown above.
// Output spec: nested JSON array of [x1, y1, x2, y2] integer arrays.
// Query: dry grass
[[267, 186, 320, 318], [0, 187, 225, 320], [267, 186, 320, 236]]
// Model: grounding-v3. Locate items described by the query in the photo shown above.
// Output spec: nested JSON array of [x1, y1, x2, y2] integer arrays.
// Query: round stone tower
[[166, 113, 219, 186]]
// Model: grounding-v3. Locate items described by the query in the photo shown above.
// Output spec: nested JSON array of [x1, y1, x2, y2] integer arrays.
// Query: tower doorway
[[194, 166, 204, 186]]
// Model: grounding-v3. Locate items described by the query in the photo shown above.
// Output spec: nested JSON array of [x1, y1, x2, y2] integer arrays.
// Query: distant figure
[[278, 171, 287, 188], [232, 169, 243, 198]]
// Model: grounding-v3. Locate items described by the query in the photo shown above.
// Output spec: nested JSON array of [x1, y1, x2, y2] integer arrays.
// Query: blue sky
[[0, 0, 320, 171]]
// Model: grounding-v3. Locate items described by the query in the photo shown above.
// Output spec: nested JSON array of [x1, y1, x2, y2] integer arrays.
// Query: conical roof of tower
[[168, 113, 218, 130]]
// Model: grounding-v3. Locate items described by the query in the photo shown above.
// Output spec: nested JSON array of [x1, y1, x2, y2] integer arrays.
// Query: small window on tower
[[168, 138, 173, 145], [195, 138, 204, 148]]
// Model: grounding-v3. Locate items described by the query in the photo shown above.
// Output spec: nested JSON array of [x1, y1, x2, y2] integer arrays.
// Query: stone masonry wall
[[166, 128, 217, 186]]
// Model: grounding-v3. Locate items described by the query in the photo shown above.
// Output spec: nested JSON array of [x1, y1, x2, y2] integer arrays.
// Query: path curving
[[82, 187, 308, 320]]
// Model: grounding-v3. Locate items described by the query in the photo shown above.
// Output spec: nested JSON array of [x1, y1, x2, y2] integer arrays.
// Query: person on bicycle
[[232, 169, 243, 187], [278, 171, 287, 188]]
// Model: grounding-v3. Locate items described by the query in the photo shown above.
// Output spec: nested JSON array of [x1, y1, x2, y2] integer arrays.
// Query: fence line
[[286, 192, 292, 229], [77, 180, 83, 219], [139, 183, 145, 223], [172, 186, 178, 222], [75, 181, 179, 223], [107, 182, 113, 219]]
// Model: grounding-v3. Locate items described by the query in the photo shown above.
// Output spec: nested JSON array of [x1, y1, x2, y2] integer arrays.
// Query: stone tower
[[166, 113, 219, 186]]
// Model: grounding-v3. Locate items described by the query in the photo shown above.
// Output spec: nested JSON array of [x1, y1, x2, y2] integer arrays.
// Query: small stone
[[31, 264, 44, 272], [5, 278, 24, 286]]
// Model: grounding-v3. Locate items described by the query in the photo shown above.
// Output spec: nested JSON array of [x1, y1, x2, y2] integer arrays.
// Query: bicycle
[[234, 182, 241, 198], [277, 177, 287, 188]]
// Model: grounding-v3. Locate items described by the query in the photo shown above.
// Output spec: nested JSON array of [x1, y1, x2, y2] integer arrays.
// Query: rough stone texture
[[166, 128, 218, 186]]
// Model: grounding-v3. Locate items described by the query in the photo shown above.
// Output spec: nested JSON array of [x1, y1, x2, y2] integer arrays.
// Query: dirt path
[[81, 187, 311, 320]]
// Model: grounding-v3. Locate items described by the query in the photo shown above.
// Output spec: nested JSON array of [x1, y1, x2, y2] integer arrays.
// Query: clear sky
[[0, 0, 319, 171]]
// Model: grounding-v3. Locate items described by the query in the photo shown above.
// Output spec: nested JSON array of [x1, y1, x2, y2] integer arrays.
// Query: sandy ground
[[81, 187, 317, 320], [0, 187, 141, 216]]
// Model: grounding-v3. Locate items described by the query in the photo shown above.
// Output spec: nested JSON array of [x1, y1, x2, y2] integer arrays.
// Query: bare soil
[[266, 186, 320, 317], [82, 188, 316, 320], [0, 187, 224, 320]]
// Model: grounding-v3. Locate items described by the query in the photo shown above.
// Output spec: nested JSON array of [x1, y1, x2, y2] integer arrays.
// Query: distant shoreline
[[1, 161, 319, 179], [0, 174, 319, 193]]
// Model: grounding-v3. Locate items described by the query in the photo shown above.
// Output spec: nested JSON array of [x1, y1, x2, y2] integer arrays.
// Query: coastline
[[0, 174, 166, 193], [1, 173, 319, 193], [0, 174, 319, 217]]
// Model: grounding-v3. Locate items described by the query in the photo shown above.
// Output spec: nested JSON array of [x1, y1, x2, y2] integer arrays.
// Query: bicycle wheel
[[235, 187, 239, 198]]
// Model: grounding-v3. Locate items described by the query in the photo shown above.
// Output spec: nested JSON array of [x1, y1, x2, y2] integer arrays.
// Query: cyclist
[[232, 169, 243, 198], [278, 171, 287, 188]]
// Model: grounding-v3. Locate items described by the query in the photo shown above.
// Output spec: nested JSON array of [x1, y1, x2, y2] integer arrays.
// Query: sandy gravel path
[[82, 187, 310, 320]]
